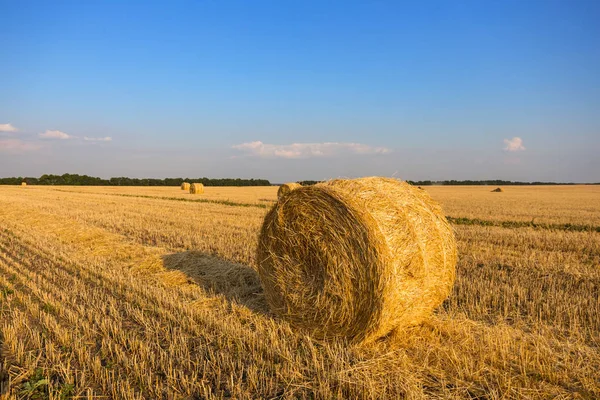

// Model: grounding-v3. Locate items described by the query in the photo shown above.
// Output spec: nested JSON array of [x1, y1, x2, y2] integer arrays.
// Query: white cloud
[[232, 141, 391, 159], [0, 123, 18, 132], [39, 130, 74, 140], [503, 137, 525, 152], [84, 136, 112, 142], [0, 139, 41, 153]]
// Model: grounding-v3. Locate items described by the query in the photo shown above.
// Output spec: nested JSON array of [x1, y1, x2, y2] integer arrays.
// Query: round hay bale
[[21, 182, 27, 187], [491, 187, 503, 192], [189, 183, 204, 194], [277, 182, 301, 199], [257, 177, 457, 344], [181, 182, 191, 191]]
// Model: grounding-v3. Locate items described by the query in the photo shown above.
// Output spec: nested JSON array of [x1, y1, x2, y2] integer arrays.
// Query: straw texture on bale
[[491, 187, 503, 192], [257, 177, 457, 344], [189, 183, 204, 194], [277, 182, 302, 199], [181, 182, 190, 191]]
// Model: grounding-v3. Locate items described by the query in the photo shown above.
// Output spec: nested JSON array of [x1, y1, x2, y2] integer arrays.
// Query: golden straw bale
[[257, 177, 457, 344], [277, 182, 302, 199], [189, 183, 204, 194], [181, 182, 190, 191], [21, 182, 27, 187]]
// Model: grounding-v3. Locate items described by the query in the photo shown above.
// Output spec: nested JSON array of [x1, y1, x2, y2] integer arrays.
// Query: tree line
[[1, 174, 595, 186], [406, 180, 583, 186], [299, 179, 589, 186], [0, 174, 271, 186]]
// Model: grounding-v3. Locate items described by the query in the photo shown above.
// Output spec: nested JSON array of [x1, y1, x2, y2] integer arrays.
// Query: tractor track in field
[[48, 188, 270, 209], [447, 216, 600, 233], [0, 227, 315, 399], [46, 188, 600, 233]]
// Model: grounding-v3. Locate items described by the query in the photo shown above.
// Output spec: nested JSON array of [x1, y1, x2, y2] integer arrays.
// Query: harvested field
[[47, 185, 279, 206], [0, 185, 599, 398]]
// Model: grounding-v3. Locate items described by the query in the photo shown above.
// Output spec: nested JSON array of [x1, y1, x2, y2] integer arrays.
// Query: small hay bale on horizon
[[189, 183, 204, 194], [277, 182, 301, 199], [181, 182, 190, 191], [491, 187, 503, 192], [257, 177, 457, 345], [21, 182, 27, 187]]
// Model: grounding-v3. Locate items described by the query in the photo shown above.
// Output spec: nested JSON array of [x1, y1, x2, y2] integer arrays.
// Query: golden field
[[0, 184, 599, 399]]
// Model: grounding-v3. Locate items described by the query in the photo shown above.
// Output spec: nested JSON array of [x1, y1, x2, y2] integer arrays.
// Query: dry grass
[[426, 185, 600, 225], [36, 184, 600, 225], [0, 185, 599, 398], [48, 185, 279, 205], [259, 178, 456, 344]]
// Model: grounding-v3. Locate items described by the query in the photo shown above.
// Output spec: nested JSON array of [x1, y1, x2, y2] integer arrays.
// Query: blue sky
[[1, 0, 599, 182]]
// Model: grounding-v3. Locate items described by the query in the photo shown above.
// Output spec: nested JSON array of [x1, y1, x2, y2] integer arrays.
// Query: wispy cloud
[[503, 137, 525, 152], [0, 139, 42, 153], [0, 123, 18, 132], [84, 136, 112, 142], [232, 141, 391, 159], [39, 130, 75, 140]]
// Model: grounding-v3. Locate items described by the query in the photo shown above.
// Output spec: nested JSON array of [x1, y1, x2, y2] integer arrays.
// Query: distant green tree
[[0, 173, 271, 186]]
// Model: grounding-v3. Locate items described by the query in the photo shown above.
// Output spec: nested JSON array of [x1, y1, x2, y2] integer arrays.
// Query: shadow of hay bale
[[162, 251, 269, 315]]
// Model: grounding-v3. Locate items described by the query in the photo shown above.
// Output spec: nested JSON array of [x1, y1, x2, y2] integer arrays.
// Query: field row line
[[48, 188, 270, 209], [0, 219, 313, 363], [0, 229, 278, 398], [0, 228, 244, 343], [46, 188, 600, 233], [447, 216, 600, 233], [0, 221, 408, 398], [1, 207, 598, 397], [0, 250, 149, 398]]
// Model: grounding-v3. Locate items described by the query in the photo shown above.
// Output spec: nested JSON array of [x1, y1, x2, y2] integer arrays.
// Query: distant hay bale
[[491, 187, 503, 192], [181, 182, 190, 191], [277, 182, 301, 199], [189, 183, 204, 194], [257, 177, 457, 344], [21, 182, 27, 187]]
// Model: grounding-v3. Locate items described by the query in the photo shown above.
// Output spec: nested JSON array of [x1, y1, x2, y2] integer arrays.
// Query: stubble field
[[0, 184, 599, 399]]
